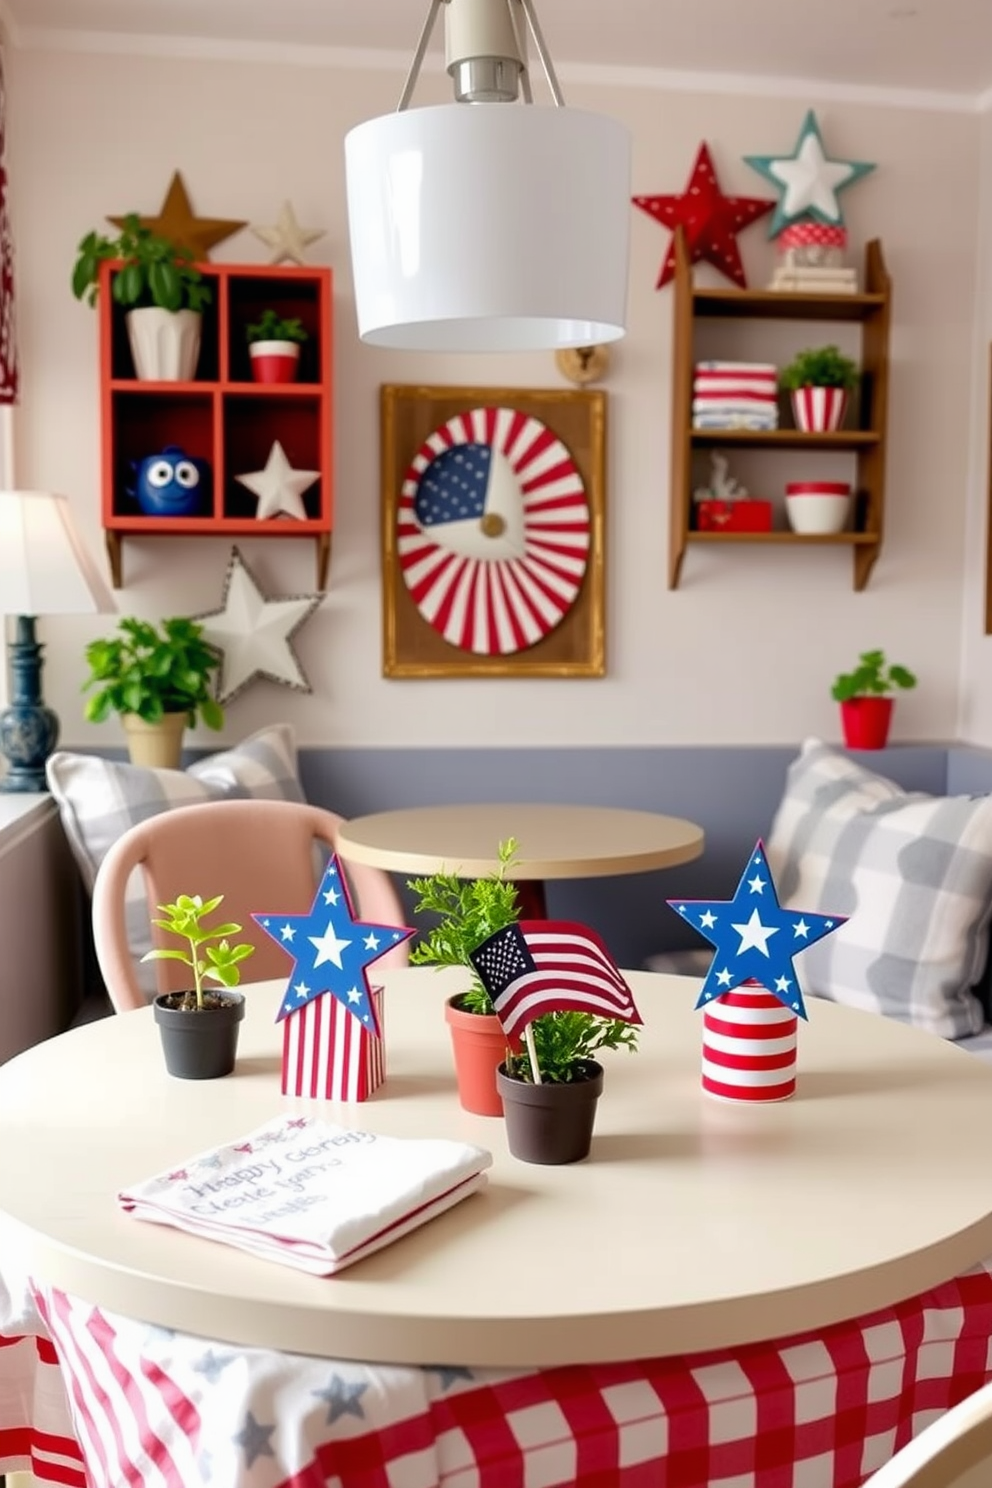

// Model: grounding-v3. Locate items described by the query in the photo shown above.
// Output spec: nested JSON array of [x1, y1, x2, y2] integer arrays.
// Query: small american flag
[[469, 920, 641, 1039]]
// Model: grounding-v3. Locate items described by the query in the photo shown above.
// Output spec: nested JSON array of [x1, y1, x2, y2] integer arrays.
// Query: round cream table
[[1, 967, 991, 1369], [336, 802, 704, 915]]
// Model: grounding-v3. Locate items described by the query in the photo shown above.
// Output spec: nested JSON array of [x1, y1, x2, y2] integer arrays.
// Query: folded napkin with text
[[119, 1114, 492, 1275]]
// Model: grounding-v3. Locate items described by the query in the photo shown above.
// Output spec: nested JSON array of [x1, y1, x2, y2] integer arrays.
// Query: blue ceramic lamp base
[[0, 616, 59, 793]]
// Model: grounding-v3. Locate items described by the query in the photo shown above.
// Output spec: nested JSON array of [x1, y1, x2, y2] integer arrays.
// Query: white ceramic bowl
[[785, 482, 851, 535]]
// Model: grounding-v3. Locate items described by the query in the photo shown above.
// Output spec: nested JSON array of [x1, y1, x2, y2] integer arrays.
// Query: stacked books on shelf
[[769, 223, 859, 294], [692, 361, 779, 431]]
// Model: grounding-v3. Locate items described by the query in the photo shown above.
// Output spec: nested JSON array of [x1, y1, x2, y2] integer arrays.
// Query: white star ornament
[[744, 111, 875, 236], [235, 439, 319, 521], [249, 200, 325, 265], [191, 546, 322, 704]]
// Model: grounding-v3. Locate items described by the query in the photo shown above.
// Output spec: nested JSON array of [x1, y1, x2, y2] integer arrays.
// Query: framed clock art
[[380, 384, 606, 678]]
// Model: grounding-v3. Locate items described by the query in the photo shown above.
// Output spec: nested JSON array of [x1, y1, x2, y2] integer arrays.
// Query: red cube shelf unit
[[97, 261, 333, 588]]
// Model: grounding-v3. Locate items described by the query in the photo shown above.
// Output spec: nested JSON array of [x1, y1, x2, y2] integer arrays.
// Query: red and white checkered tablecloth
[[2, 1256, 992, 1488]]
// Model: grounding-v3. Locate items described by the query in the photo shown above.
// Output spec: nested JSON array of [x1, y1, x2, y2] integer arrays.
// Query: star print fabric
[[118, 1114, 491, 1275]]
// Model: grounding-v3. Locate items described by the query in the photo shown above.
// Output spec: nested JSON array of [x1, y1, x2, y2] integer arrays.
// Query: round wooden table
[[335, 802, 704, 880], [1, 968, 992, 1369]]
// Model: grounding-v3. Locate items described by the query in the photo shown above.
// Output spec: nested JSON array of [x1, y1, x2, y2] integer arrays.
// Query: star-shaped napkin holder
[[666, 840, 847, 1103], [253, 854, 414, 1102]]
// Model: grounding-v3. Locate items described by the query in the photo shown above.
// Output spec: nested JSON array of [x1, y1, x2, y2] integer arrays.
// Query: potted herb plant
[[831, 648, 917, 749], [408, 838, 522, 1117], [71, 213, 213, 381], [780, 344, 859, 432], [82, 616, 224, 769], [245, 309, 309, 384], [496, 1010, 639, 1165], [142, 892, 255, 1079]]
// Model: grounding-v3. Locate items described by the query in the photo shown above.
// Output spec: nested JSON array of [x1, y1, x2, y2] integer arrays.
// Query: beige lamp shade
[[0, 490, 114, 615], [344, 102, 631, 352]]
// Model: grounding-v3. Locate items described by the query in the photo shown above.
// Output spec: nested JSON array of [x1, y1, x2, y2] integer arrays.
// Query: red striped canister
[[701, 980, 797, 1102]]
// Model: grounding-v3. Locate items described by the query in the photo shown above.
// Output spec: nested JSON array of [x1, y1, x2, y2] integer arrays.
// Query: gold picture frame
[[380, 383, 606, 678]]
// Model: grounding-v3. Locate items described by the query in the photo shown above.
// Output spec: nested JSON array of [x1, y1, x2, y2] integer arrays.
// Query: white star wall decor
[[744, 111, 875, 237], [249, 200, 325, 265], [235, 439, 320, 521], [191, 546, 323, 705]]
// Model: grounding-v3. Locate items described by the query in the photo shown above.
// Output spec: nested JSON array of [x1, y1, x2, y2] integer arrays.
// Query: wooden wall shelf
[[668, 231, 891, 591]]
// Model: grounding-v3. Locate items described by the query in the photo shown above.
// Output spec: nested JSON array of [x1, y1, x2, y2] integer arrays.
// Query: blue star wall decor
[[744, 110, 875, 237], [666, 839, 847, 1019], [253, 854, 415, 1035]]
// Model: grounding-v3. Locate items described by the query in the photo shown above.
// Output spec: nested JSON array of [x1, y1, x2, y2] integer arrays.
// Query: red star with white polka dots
[[633, 142, 775, 290]]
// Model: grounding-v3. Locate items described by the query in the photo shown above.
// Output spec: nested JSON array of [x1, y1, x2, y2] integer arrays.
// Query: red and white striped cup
[[701, 980, 797, 1102]]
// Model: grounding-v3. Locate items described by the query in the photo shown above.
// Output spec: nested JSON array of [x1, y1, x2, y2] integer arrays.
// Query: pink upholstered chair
[[91, 799, 409, 1012]]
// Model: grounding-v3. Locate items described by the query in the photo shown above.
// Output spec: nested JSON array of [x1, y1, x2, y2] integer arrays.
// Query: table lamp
[[0, 489, 114, 793]]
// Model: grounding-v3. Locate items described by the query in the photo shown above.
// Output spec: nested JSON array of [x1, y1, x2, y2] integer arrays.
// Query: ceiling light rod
[[396, 0, 564, 113]]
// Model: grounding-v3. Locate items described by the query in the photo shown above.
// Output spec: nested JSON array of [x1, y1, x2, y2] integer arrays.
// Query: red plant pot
[[840, 696, 893, 750], [791, 386, 849, 432], [249, 340, 300, 384]]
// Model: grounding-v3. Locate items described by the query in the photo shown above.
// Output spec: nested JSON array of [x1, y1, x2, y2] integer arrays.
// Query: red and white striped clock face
[[397, 406, 590, 656]]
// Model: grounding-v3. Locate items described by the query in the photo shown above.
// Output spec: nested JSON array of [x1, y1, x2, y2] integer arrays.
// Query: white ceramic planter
[[126, 307, 203, 382], [790, 385, 848, 432]]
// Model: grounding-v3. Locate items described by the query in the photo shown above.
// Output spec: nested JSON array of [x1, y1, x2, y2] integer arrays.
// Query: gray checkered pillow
[[765, 737, 992, 1039], [46, 724, 305, 1000]]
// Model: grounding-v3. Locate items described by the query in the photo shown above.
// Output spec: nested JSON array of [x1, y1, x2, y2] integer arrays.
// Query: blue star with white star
[[253, 854, 415, 1034], [666, 839, 846, 1019]]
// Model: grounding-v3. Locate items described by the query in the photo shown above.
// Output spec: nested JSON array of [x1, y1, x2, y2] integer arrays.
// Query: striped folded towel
[[692, 399, 779, 415], [693, 412, 779, 430], [693, 380, 778, 398], [119, 1114, 492, 1275], [695, 360, 778, 376]]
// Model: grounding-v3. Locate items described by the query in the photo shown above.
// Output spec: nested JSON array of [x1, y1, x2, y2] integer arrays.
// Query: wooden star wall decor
[[633, 142, 775, 290], [110, 171, 246, 260]]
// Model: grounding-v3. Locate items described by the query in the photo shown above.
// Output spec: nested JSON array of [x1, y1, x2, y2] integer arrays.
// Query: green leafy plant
[[504, 1009, 639, 1085], [780, 344, 859, 392], [831, 648, 918, 702], [71, 213, 213, 313], [245, 309, 309, 344], [82, 616, 224, 729], [142, 893, 255, 1012], [408, 838, 521, 1014]]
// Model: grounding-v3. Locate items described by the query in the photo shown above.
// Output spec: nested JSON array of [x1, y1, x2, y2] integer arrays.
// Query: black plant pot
[[153, 991, 245, 1080], [496, 1059, 604, 1165]]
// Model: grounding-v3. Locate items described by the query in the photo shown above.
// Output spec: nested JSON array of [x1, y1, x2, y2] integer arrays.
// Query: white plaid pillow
[[46, 724, 305, 999], [766, 737, 992, 1039]]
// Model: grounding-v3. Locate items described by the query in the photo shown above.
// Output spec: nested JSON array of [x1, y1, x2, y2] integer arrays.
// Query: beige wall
[[5, 42, 982, 749]]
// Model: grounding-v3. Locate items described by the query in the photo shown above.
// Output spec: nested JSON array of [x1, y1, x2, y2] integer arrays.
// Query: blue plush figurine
[[130, 445, 211, 517]]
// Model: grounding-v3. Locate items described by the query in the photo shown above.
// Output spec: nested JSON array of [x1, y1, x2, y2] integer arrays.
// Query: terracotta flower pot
[[496, 1060, 604, 1165], [790, 385, 849, 432], [153, 991, 245, 1079], [840, 696, 893, 750], [444, 996, 511, 1116]]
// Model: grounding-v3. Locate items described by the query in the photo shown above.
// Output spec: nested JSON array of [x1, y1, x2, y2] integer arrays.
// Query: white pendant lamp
[[344, 0, 631, 353]]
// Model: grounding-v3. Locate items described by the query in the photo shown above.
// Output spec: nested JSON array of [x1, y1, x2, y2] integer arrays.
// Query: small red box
[[696, 500, 773, 532]]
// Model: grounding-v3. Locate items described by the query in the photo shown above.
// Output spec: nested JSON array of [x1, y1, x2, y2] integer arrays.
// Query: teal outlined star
[[666, 839, 847, 1019], [744, 111, 875, 236]]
